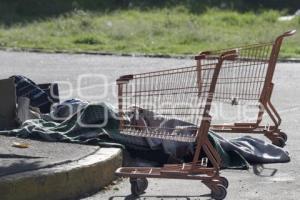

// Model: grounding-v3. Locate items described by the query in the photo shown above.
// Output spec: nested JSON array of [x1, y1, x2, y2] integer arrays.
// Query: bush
[[0, 0, 298, 25]]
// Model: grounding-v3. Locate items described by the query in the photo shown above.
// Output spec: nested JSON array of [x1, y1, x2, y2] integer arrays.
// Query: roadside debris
[[278, 9, 300, 21], [12, 142, 29, 148]]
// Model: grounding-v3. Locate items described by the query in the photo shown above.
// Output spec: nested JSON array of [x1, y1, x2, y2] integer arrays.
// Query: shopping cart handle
[[279, 30, 296, 38], [194, 51, 212, 60], [117, 74, 134, 83], [220, 49, 238, 61], [274, 30, 296, 46]]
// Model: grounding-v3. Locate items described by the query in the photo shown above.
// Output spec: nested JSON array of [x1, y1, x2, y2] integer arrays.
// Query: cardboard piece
[[0, 78, 18, 130]]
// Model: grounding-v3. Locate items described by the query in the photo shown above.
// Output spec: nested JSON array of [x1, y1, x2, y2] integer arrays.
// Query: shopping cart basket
[[204, 30, 296, 147], [115, 51, 237, 200]]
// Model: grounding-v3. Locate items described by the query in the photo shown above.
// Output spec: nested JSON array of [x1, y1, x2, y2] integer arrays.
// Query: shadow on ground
[[0, 160, 42, 177]]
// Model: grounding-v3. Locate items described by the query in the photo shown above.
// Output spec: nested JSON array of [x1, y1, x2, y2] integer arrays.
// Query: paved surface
[[0, 50, 299, 199], [0, 135, 101, 177], [0, 139, 122, 200], [0, 135, 122, 200], [0, 50, 194, 104]]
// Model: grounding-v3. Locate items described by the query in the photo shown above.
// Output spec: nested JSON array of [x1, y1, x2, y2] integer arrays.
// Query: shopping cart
[[115, 50, 237, 200], [205, 30, 296, 147]]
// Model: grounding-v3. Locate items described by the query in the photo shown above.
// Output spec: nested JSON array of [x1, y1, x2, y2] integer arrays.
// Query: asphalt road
[[0, 50, 299, 200], [0, 51, 194, 105]]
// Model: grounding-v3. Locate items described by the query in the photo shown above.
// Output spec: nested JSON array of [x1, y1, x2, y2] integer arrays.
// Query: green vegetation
[[1, 0, 299, 24], [0, 7, 299, 58]]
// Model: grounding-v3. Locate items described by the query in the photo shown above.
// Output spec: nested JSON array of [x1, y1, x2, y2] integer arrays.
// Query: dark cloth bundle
[[0, 102, 290, 170], [11, 75, 52, 113]]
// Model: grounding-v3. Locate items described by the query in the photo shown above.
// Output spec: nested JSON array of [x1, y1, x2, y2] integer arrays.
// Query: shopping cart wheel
[[253, 164, 263, 175], [211, 184, 227, 200], [130, 178, 148, 196], [278, 131, 288, 142], [218, 176, 229, 188], [272, 137, 285, 147]]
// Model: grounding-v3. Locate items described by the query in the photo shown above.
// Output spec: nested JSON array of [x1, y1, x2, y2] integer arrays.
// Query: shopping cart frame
[[206, 30, 296, 147], [115, 51, 237, 200]]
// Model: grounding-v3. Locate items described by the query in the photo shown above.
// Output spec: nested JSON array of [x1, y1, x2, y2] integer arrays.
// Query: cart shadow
[[109, 194, 212, 200]]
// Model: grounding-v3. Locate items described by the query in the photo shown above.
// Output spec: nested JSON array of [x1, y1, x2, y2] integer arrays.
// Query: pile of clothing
[[0, 76, 290, 170]]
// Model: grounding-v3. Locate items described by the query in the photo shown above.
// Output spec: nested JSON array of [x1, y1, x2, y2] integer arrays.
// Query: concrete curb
[[1, 47, 300, 63], [0, 148, 122, 200]]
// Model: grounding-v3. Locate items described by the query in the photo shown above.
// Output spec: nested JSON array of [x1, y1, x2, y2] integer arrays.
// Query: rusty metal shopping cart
[[115, 51, 237, 200], [204, 30, 296, 147]]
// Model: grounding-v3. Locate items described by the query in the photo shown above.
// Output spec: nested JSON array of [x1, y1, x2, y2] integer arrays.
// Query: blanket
[[0, 102, 290, 169]]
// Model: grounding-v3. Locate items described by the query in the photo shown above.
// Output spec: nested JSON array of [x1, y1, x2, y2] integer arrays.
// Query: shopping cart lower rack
[[115, 50, 237, 200]]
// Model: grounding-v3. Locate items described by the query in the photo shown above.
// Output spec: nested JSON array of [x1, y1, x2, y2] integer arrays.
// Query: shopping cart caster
[[218, 176, 229, 188], [130, 178, 148, 196], [211, 184, 227, 200], [272, 136, 285, 147], [278, 131, 288, 142]]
